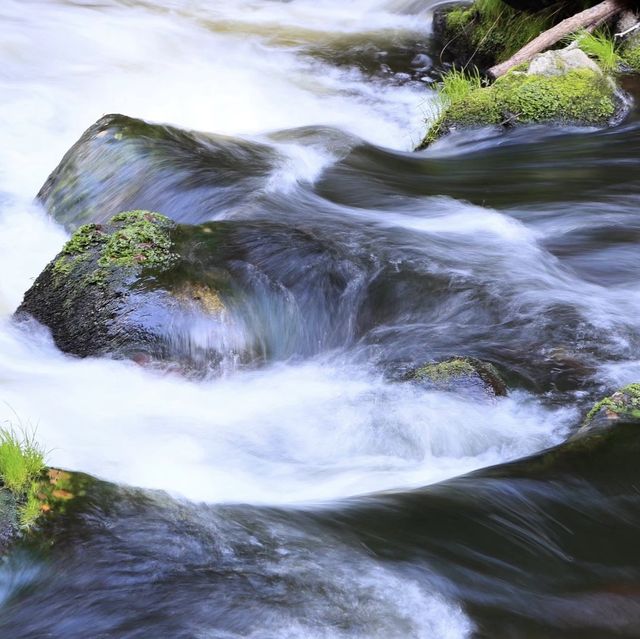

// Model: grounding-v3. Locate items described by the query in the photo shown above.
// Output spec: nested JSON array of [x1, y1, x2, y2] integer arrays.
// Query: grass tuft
[[0, 427, 47, 529], [439, 67, 483, 105], [0, 428, 45, 494], [19, 483, 43, 529], [576, 30, 620, 72]]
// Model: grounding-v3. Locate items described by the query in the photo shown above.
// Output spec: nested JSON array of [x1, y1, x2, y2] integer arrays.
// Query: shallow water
[[1, 0, 640, 637]]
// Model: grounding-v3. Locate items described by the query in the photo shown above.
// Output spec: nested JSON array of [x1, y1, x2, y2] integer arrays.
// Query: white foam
[[0, 322, 572, 504], [0, 0, 584, 508], [0, 0, 433, 197], [0, 199, 67, 314]]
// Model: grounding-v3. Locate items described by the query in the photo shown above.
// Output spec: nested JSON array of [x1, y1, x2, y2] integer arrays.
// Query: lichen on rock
[[98, 210, 178, 270], [577, 383, 640, 438], [408, 356, 507, 398]]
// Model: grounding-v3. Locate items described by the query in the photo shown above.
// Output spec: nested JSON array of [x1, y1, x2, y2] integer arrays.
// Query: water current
[[1, 1, 640, 637]]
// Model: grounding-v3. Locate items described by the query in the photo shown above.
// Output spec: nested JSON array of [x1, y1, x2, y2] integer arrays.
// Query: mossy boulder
[[407, 356, 507, 398], [15, 210, 240, 371], [576, 383, 640, 438], [16, 211, 360, 369], [38, 114, 277, 230], [422, 49, 618, 147]]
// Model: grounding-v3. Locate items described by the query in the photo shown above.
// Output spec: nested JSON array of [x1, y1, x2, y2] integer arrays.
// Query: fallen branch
[[488, 0, 624, 79], [616, 21, 640, 38]]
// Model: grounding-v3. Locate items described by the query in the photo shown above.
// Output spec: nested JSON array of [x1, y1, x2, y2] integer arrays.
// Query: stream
[[1, 0, 640, 637]]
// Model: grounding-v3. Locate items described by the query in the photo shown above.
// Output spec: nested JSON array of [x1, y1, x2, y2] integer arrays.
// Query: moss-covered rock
[[576, 383, 640, 438], [16, 212, 360, 370], [622, 42, 640, 71], [407, 356, 507, 398], [16, 211, 239, 371], [422, 51, 618, 147], [38, 114, 277, 230]]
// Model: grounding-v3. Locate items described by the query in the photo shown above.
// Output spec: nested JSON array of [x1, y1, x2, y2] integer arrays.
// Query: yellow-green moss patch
[[98, 210, 178, 269], [423, 66, 616, 146], [584, 383, 640, 428]]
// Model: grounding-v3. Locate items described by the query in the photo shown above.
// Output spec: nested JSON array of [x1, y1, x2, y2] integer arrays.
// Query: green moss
[[98, 210, 177, 269], [494, 68, 615, 123], [51, 211, 179, 290], [442, 0, 554, 65], [424, 66, 616, 145], [414, 358, 477, 383], [622, 41, 640, 72], [584, 383, 640, 427], [53, 223, 107, 278], [423, 68, 500, 144], [446, 7, 473, 32], [62, 223, 106, 257], [446, 85, 501, 125]]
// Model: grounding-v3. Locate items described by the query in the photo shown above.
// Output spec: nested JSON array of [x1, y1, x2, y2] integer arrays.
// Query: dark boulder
[[38, 114, 277, 230], [16, 211, 246, 371], [16, 211, 363, 370]]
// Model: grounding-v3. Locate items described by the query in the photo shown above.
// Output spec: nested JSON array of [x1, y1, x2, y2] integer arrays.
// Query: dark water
[[2, 1, 640, 637]]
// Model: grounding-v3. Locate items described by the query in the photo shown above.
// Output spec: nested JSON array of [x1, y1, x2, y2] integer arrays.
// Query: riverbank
[[422, 0, 640, 147]]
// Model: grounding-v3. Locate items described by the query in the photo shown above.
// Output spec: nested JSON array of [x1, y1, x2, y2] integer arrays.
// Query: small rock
[[528, 48, 602, 77], [407, 356, 507, 399], [576, 383, 640, 438]]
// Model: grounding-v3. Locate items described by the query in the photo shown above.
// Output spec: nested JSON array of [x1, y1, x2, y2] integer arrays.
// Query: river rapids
[[1, 1, 640, 637]]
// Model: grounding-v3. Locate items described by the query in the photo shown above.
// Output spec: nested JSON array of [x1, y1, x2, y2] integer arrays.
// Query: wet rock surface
[[38, 114, 278, 229], [406, 356, 507, 399]]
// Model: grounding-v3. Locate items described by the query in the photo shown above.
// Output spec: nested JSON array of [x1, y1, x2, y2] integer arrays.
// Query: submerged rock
[[0, 468, 99, 559], [576, 383, 640, 438], [38, 114, 277, 230], [0, 466, 90, 558], [421, 51, 618, 147], [407, 356, 507, 398]]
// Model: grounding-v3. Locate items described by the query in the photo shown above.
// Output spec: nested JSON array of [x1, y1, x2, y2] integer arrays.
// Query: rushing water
[[1, 0, 640, 637]]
